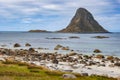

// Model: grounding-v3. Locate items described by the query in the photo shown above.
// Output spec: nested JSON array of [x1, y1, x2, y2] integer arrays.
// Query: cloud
[[0, 0, 112, 16], [21, 18, 43, 24], [0, 0, 120, 32], [96, 14, 120, 31]]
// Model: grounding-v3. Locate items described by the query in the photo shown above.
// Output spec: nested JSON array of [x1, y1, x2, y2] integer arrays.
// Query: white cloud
[[42, 4, 61, 10], [95, 14, 120, 31], [0, 0, 119, 31], [0, 0, 113, 17], [21, 18, 43, 24]]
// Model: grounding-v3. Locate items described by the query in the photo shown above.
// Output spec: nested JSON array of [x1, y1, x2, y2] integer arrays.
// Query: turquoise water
[[0, 32, 120, 56]]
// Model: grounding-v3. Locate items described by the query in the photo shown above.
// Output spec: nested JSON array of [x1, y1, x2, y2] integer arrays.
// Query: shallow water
[[0, 31, 120, 56]]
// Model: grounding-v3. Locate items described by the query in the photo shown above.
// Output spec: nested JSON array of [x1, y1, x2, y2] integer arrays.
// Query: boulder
[[52, 59, 59, 64], [54, 44, 63, 50], [107, 56, 114, 60], [62, 74, 77, 79], [81, 73, 88, 76], [114, 63, 120, 67], [68, 52, 77, 56], [29, 48, 35, 52], [25, 43, 31, 47], [93, 49, 101, 53], [14, 43, 21, 47], [62, 47, 69, 50], [96, 54, 104, 59]]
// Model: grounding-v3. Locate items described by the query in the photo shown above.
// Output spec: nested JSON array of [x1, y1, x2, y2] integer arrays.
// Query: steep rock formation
[[59, 8, 108, 33]]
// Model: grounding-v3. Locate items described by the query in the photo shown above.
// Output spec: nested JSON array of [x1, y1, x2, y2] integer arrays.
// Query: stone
[[62, 47, 69, 50], [29, 48, 35, 52], [68, 52, 77, 56], [114, 63, 120, 67], [81, 73, 88, 76], [52, 59, 59, 64], [62, 74, 77, 79], [54, 44, 63, 50], [14, 43, 21, 47], [94, 49, 101, 53], [96, 54, 104, 59], [109, 64, 115, 67], [107, 56, 114, 60], [98, 64, 105, 67], [25, 43, 31, 46]]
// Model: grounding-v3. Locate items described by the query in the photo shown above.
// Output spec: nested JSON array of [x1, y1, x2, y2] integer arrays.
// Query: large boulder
[[62, 74, 77, 79]]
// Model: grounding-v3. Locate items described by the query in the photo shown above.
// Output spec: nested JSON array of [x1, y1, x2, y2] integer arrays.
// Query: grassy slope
[[0, 61, 117, 80]]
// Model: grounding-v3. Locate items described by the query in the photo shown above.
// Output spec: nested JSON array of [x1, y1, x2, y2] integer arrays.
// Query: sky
[[0, 0, 120, 32]]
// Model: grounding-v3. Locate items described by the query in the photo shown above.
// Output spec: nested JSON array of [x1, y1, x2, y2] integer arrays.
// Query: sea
[[0, 31, 120, 56]]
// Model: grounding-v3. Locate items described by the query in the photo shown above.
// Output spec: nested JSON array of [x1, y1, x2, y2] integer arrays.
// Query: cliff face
[[59, 8, 108, 33]]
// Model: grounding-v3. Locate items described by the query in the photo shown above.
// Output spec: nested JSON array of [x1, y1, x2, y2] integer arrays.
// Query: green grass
[[0, 61, 117, 80]]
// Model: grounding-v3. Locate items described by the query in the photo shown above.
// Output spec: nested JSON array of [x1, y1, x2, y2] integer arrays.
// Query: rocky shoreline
[[0, 44, 120, 78]]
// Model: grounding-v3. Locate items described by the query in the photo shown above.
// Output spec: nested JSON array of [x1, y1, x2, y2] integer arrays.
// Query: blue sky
[[0, 0, 120, 32]]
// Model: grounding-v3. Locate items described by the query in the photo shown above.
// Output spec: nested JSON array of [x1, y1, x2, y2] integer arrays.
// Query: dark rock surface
[[92, 36, 109, 39], [59, 8, 108, 33], [29, 30, 50, 32], [14, 43, 21, 47], [25, 43, 31, 47]]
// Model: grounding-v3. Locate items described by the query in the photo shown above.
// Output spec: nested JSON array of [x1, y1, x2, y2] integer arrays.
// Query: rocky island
[[59, 8, 108, 33], [29, 30, 50, 33]]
